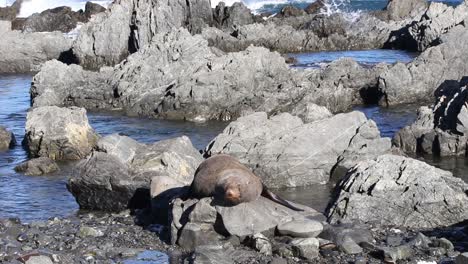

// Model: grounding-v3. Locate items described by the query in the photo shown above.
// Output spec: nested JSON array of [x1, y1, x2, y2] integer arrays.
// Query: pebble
[[339, 236, 363, 255], [290, 237, 319, 260], [252, 233, 272, 255], [277, 220, 323, 238]]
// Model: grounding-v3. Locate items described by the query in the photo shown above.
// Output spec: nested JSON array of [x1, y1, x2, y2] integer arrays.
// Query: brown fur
[[191, 154, 303, 211]]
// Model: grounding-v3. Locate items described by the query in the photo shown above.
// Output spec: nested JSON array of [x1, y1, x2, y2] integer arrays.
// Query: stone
[[339, 236, 363, 255], [14, 157, 59, 176], [169, 198, 199, 245], [393, 106, 434, 154], [381, 245, 413, 262], [24, 106, 98, 160], [305, 0, 325, 15], [0, 20, 11, 34], [251, 233, 272, 255], [78, 226, 104, 238], [84, 2, 106, 19], [277, 220, 323, 238], [456, 253, 468, 264], [20, 6, 86, 33], [0, 126, 15, 150], [205, 111, 391, 187], [177, 223, 221, 251], [0, 0, 22, 21], [69, 136, 202, 211], [191, 245, 235, 264], [96, 134, 142, 165], [290, 103, 332, 123], [72, 0, 213, 70], [379, 24, 468, 106], [327, 155, 468, 228], [0, 30, 72, 73], [188, 198, 217, 224], [215, 196, 323, 237], [290, 237, 319, 260], [24, 256, 53, 264], [213, 2, 254, 29], [278, 6, 306, 17], [384, 0, 428, 21]]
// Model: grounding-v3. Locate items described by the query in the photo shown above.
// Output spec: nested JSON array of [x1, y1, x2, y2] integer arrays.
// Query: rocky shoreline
[[1, 0, 468, 263]]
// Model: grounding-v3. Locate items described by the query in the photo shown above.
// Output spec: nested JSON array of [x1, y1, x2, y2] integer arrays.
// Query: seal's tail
[[261, 184, 304, 211]]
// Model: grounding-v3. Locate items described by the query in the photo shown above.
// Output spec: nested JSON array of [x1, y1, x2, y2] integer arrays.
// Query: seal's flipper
[[261, 185, 304, 211]]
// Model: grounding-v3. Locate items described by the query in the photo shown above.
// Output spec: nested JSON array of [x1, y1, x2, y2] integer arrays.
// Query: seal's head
[[224, 182, 241, 205]]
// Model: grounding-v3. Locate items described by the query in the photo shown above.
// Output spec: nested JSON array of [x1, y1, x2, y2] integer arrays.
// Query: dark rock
[[84, 1, 106, 19], [24, 106, 98, 160], [380, 245, 413, 262], [327, 155, 468, 228], [177, 223, 221, 251], [213, 2, 254, 29], [205, 111, 391, 187], [0, 0, 22, 21], [68, 135, 202, 211], [21, 6, 86, 33], [305, 0, 325, 15], [0, 126, 16, 150], [278, 6, 306, 18], [251, 233, 272, 255], [456, 252, 468, 264], [14, 157, 59, 176]]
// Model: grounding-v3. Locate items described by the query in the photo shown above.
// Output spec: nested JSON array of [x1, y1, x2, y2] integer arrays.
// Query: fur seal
[[190, 154, 303, 211]]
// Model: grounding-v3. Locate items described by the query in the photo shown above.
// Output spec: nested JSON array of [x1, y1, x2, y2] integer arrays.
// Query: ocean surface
[[1, 49, 467, 221], [1, 0, 463, 17]]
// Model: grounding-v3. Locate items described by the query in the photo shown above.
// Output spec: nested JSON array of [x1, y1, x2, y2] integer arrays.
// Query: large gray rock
[[0, 29, 72, 73], [72, 0, 213, 70], [68, 135, 202, 211], [327, 155, 468, 228], [384, 0, 428, 21], [31, 60, 114, 108], [31, 29, 385, 120], [408, 1, 468, 51], [0, 126, 15, 150], [204, 111, 391, 187], [24, 106, 98, 160], [0, 0, 22, 21], [394, 81, 468, 156], [213, 2, 254, 29], [379, 24, 468, 106]]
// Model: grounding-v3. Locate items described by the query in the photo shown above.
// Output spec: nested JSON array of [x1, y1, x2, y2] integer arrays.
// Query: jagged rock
[[327, 155, 468, 228], [95, 133, 142, 165], [31, 60, 114, 108], [384, 0, 428, 21], [84, 2, 106, 19], [393, 106, 435, 154], [0, 126, 16, 150], [305, 0, 325, 15], [24, 106, 98, 160], [72, 0, 213, 70], [278, 6, 306, 18], [290, 103, 332, 123], [409, 2, 468, 51], [20, 6, 86, 33], [0, 30, 72, 73], [251, 233, 272, 255], [68, 135, 202, 211], [14, 157, 59, 176], [277, 220, 323, 238], [0, 0, 22, 21], [394, 81, 468, 156], [205, 111, 391, 187], [379, 25, 468, 106], [213, 2, 254, 29]]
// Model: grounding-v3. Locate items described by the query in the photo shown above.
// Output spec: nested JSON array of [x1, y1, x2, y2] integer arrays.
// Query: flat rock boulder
[[68, 135, 203, 211], [0, 126, 16, 150], [14, 157, 59, 176], [204, 111, 391, 188], [384, 0, 428, 21], [24, 106, 99, 160], [327, 154, 468, 228]]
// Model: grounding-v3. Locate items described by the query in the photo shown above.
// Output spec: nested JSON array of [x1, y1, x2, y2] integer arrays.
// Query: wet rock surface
[[24, 106, 99, 160], [204, 111, 391, 187], [327, 154, 468, 228], [14, 157, 59, 176], [0, 126, 16, 151]]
